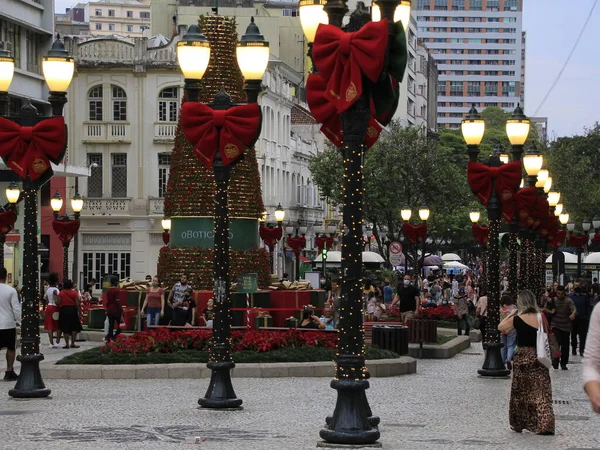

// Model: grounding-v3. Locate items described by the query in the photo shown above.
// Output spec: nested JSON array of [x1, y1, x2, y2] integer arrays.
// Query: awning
[[299, 255, 312, 263]]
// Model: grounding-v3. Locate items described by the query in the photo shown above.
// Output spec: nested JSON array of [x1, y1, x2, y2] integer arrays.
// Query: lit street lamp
[[178, 18, 267, 409], [161, 216, 171, 245], [0, 37, 74, 398], [50, 191, 83, 284], [0, 182, 19, 269]]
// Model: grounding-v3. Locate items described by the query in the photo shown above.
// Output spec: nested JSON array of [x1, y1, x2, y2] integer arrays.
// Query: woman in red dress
[[43, 272, 61, 348], [58, 279, 83, 349]]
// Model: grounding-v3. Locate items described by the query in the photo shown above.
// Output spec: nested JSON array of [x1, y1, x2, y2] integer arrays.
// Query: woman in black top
[[499, 289, 555, 435], [299, 308, 325, 329]]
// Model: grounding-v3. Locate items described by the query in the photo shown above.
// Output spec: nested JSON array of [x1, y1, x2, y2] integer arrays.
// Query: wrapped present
[[255, 314, 273, 329], [285, 316, 299, 328]]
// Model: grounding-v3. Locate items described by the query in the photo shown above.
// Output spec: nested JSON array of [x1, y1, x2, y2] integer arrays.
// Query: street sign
[[390, 254, 403, 266], [389, 241, 403, 255]]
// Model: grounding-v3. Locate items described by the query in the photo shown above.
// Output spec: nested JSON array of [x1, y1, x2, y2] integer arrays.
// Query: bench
[[407, 319, 438, 358]]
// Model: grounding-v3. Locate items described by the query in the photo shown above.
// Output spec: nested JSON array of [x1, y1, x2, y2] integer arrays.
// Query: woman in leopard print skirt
[[499, 290, 555, 435]]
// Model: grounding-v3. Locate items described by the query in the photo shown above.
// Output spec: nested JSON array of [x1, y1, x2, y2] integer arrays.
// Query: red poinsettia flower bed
[[416, 305, 456, 321], [101, 328, 338, 354]]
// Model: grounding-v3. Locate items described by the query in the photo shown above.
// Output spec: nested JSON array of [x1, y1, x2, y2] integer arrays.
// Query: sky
[[53, 0, 600, 138]]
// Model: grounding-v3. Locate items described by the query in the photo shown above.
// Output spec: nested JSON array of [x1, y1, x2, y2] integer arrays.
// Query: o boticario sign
[[170, 216, 259, 250]]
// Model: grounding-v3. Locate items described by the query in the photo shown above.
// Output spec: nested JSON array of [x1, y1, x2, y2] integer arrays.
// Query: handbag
[[536, 313, 552, 369]]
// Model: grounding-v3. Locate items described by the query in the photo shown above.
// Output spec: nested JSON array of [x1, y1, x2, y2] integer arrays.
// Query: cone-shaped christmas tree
[[158, 15, 270, 289]]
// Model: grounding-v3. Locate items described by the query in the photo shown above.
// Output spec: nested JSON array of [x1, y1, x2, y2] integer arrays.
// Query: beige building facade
[[84, 0, 151, 37]]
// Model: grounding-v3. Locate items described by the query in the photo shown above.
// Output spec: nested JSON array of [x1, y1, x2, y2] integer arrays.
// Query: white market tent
[[584, 252, 600, 264], [441, 253, 462, 262], [314, 251, 385, 264], [545, 252, 578, 264], [443, 261, 469, 270]]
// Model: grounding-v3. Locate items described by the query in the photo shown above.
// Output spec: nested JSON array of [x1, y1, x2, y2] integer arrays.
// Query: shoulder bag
[[536, 313, 552, 368]]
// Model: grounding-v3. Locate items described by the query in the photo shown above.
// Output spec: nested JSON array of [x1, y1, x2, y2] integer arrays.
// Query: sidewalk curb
[[407, 335, 471, 359], [41, 357, 417, 380], [438, 327, 482, 342]]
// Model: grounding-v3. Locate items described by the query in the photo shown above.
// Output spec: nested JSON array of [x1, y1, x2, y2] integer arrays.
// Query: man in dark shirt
[[550, 285, 576, 370], [392, 275, 420, 322], [569, 285, 593, 356]]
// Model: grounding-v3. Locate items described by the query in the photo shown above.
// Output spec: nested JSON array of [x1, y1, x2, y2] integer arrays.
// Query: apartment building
[[85, 0, 151, 37], [415, 0, 525, 129]]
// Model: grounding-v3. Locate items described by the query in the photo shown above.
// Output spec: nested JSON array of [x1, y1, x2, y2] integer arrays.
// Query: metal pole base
[[477, 342, 510, 378], [8, 354, 51, 398], [198, 360, 243, 409], [319, 379, 380, 445]]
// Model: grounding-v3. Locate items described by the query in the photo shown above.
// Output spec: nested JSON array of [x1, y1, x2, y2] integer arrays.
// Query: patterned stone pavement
[[1, 342, 599, 450]]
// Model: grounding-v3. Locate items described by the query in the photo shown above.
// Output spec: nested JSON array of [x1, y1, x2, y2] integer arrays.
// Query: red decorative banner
[[569, 233, 588, 249], [181, 103, 262, 168], [52, 219, 80, 244], [313, 20, 388, 113], [286, 236, 306, 254], [259, 225, 283, 248], [0, 117, 66, 181], [402, 222, 428, 245], [471, 224, 489, 246]]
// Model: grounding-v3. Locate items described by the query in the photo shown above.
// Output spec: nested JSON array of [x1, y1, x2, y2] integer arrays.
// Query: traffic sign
[[389, 241, 403, 255], [390, 254, 403, 266]]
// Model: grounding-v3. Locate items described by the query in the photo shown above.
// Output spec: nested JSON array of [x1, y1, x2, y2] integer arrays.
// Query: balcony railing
[[81, 198, 132, 216], [83, 122, 131, 143], [148, 197, 164, 215], [154, 122, 177, 142]]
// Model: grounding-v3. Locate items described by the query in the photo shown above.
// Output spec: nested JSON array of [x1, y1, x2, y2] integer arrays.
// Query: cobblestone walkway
[[1, 343, 598, 450]]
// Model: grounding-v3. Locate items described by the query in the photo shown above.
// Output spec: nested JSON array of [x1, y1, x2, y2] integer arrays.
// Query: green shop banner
[[170, 217, 259, 250]]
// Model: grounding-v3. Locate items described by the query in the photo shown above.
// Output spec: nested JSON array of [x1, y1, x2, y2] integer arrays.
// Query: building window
[[485, 81, 498, 96], [282, 8, 298, 16], [127, 10, 133, 18], [158, 87, 179, 122], [111, 85, 127, 121], [140, 11, 150, 19], [450, 81, 462, 95], [504, 0, 518, 11], [127, 25, 133, 32], [451, 0, 464, 10], [487, 0, 499, 10], [25, 31, 41, 75], [158, 154, 171, 198], [417, 0, 430, 9], [95, 23, 102, 30], [0, 20, 22, 69], [111, 154, 127, 197], [84, 251, 131, 284], [108, 24, 115, 31], [434, 0, 447, 10], [108, 9, 115, 16], [95, 9, 102, 16], [87, 153, 103, 198], [469, 0, 482, 10], [88, 85, 103, 121]]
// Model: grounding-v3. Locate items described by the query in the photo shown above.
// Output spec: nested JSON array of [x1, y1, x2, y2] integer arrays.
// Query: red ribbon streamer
[[180, 103, 262, 168], [313, 20, 388, 114], [0, 117, 66, 181], [402, 222, 428, 245], [259, 225, 283, 248], [52, 219, 80, 244], [467, 161, 522, 208]]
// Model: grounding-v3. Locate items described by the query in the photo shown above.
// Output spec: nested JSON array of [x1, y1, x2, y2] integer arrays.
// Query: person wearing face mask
[[142, 276, 165, 327], [392, 275, 420, 323]]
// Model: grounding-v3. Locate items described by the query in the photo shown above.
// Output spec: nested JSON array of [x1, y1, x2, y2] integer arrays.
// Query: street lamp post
[[0, 182, 19, 269], [259, 220, 283, 273], [299, 0, 408, 445], [0, 37, 74, 398], [418, 205, 430, 279], [401, 206, 411, 275], [50, 191, 83, 284], [161, 217, 171, 246], [274, 203, 286, 275], [463, 105, 513, 378], [286, 225, 307, 281], [315, 226, 335, 276], [178, 18, 268, 409]]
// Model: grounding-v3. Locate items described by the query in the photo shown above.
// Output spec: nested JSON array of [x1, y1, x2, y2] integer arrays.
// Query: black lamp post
[[286, 224, 307, 281], [50, 191, 83, 284], [177, 18, 269, 409], [0, 37, 75, 398], [401, 207, 411, 274], [0, 182, 20, 269], [462, 106, 511, 378], [418, 205, 430, 279], [299, 0, 410, 445]]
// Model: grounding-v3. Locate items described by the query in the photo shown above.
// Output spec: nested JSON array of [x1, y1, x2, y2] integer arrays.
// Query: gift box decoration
[[255, 312, 273, 329], [285, 317, 299, 328]]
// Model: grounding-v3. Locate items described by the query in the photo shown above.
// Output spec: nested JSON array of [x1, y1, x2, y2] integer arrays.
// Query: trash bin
[[372, 325, 409, 355]]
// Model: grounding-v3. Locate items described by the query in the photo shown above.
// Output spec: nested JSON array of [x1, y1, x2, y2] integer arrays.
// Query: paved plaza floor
[[0, 342, 599, 450]]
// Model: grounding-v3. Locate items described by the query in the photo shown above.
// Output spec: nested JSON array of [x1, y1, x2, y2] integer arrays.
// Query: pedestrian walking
[[392, 275, 420, 323], [500, 294, 517, 370], [453, 284, 470, 337], [105, 276, 123, 341], [58, 279, 83, 349], [0, 268, 20, 381], [583, 302, 600, 414], [43, 272, 61, 348], [569, 283, 593, 357], [548, 285, 576, 370], [499, 289, 555, 435], [475, 289, 488, 343]]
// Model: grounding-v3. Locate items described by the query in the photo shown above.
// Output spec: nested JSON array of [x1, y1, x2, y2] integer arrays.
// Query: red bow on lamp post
[[0, 117, 67, 182], [548, 229, 566, 249], [467, 161, 522, 208], [287, 235, 306, 254], [472, 224, 489, 246], [501, 187, 538, 223], [180, 102, 262, 168], [52, 218, 81, 284], [315, 235, 334, 252], [162, 232, 170, 246], [260, 225, 283, 273], [313, 20, 389, 114], [569, 233, 588, 248], [402, 222, 428, 245]]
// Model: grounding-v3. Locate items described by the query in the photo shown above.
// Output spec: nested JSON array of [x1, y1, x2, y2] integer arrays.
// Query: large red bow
[[0, 210, 16, 235], [306, 73, 382, 148], [502, 187, 538, 223], [287, 236, 306, 253], [548, 229, 566, 249], [594, 234, 600, 245], [0, 117, 66, 182], [472, 224, 489, 246], [52, 219, 80, 244], [402, 222, 428, 245], [181, 103, 262, 168], [315, 235, 334, 252], [259, 225, 283, 248], [569, 233, 588, 248], [467, 161, 522, 207], [313, 20, 388, 113]]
